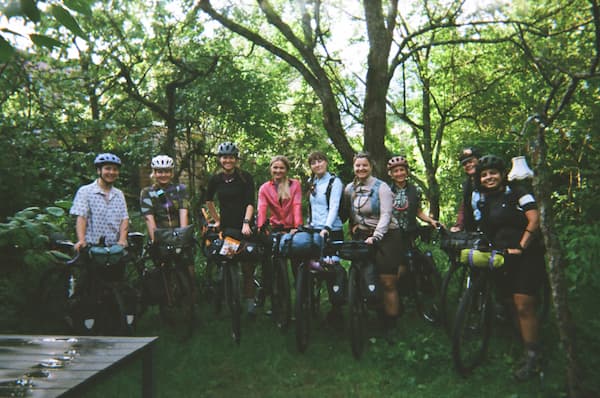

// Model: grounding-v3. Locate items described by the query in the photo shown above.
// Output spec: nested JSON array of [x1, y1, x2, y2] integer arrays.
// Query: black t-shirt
[[479, 184, 538, 249], [205, 170, 255, 229]]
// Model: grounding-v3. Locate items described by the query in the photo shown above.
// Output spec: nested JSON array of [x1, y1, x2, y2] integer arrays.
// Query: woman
[[451, 147, 480, 232], [256, 155, 303, 232], [205, 142, 256, 316], [474, 154, 545, 380], [344, 152, 401, 331], [387, 156, 439, 290], [306, 151, 345, 323], [139, 155, 194, 284], [257, 155, 303, 312]]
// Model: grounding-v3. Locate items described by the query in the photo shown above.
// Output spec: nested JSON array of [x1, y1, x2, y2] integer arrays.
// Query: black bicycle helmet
[[458, 147, 480, 164], [216, 142, 239, 157], [94, 153, 122, 167], [477, 154, 506, 175]]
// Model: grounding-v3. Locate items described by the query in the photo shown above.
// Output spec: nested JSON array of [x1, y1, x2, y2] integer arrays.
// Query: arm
[[242, 204, 254, 236], [370, 182, 393, 242], [242, 172, 255, 236], [325, 178, 343, 230], [256, 185, 268, 229], [451, 201, 465, 232], [144, 214, 158, 242], [507, 208, 540, 255], [292, 180, 303, 228], [75, 216, 87, 251], [179, 208, 189, 227], [417, 208, 438, 227], [117, 218, 129, 247], [205, 201, 220, 227]]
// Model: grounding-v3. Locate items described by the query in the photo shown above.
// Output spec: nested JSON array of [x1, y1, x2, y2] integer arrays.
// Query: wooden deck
[[0, 335, 157, 398]]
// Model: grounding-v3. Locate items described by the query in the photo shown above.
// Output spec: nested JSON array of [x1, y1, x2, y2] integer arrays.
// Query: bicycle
[[330, 240, 375, 359], [439, 228, 551, 337], [278, 227, 330, 353], [401, 226, 442, 324], [202, 226, 258, 344], [137, 225, 196, 339], [40, 233, 144, 336]]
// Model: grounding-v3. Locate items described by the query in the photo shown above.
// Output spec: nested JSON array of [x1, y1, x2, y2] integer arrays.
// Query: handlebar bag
[[154, 225, 195, 258], [335, 241, 372, 261], [88, 244, 126, 280], [441, 231, 488, 251], [279, 231, 324, 259]]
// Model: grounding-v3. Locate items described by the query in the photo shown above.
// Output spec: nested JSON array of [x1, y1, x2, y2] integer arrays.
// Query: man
[[70, 153, 129, 250]]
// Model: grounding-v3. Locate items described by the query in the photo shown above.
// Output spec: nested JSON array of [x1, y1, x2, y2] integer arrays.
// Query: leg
[[380, 274, 400, 317], [513, 293, 542, 380]]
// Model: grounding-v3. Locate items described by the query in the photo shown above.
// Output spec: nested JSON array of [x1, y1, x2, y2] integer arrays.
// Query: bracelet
[[243, 219, 250, 224], [518, 244, 526, 251], [525, 229, 535, 234], [323, 226, 332, 232]]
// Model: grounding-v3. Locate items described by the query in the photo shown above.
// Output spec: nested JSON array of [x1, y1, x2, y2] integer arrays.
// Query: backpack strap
[[370, 179, 382, 216]]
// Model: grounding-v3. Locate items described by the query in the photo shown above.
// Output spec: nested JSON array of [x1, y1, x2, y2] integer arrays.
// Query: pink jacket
[[257, 179, 303, 229]]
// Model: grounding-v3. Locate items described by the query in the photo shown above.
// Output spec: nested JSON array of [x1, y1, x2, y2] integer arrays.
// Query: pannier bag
[[154, 225, 195, 258], [440, 230, 488, 251], [87, 244, 126, 280], [329, 262, 348, 305], [278, 231, 324, 259], [142, 266, 164, 305], [460, 248, 505, 269], [360, 261, 381, 304]]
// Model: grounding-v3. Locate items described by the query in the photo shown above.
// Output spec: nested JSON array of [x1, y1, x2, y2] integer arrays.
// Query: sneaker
[[514, 350, 542, 381]]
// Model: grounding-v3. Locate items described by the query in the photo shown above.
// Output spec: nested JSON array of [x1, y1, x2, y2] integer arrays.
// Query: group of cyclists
[[69, 142, 546, 381]]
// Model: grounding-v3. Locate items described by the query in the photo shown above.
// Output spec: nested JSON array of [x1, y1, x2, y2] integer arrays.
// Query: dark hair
[[308, 151, 328, 165], [353, 151, 373, 165], [475, 154, 507, 191]]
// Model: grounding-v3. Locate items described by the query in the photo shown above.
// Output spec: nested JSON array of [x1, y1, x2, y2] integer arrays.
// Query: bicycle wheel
[[295, 263, 311, 353], [440, 261, 468, 335], [37, 266, 74, 333], [224, 262, 242, 344], [97, 284, 134, 336], [348, 264, 366, 359], [451, 272, 493, 376], [159, 266, 195, 339], [413, 252, 442, 324], [272, 257, 291, 331]]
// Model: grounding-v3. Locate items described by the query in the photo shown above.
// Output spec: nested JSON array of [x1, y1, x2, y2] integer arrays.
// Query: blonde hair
[[270, 155, 291, 201]]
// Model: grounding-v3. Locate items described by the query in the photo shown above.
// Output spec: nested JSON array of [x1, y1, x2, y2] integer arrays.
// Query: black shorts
[[500, 245, 546, 296], [353, 228, 403, 275]]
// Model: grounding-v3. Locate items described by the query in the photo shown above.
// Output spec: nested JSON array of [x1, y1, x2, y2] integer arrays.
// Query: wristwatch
[[243, 219, 250, 224]]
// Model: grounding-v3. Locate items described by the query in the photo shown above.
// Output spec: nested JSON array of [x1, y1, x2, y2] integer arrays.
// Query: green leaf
[[0, 35, 15, 62], [2, 1, 23, 18], [63, 0, 93, 16], [20, 0, 40, 22], [49, 5, 86, 38], [45, 206, 65, 217], [54, 200, 73, 210], [30, 34, 64, 49], [49, 250, 72, 261]]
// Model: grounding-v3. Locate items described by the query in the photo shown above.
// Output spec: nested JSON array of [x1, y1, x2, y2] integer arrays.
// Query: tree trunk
[[532, 126, 582, 398]]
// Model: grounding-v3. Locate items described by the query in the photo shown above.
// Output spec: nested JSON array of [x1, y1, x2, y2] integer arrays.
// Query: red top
[[257, 179, 303, 229]]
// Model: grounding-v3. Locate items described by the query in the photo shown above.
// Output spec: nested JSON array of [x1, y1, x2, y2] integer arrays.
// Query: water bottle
[[68, 274, 76, 298]]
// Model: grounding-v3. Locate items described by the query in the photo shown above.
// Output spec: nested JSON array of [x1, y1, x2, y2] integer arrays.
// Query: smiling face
[[97, 164, 120, 186], [353, 157, 372, 181], [480, 168, 503, 191], [270, 160, 288, 181], [389, 165, 409, 186], [219, 155, 238, 173], [153, 168, 173, 186], [462, 157, 478, 176], [309, 158, 328, 178]]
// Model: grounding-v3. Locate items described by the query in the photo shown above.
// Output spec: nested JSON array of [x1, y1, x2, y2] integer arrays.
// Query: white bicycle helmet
[[151, 155, 174, 169], [94, 153, 122, 167]]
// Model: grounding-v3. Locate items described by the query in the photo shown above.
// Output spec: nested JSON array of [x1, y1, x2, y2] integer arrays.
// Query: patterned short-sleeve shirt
[[70, 180, 129, 245], [139, 183, 189, 228]]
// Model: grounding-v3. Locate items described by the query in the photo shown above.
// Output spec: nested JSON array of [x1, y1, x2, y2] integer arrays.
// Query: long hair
[[270, 155, 291, 201]]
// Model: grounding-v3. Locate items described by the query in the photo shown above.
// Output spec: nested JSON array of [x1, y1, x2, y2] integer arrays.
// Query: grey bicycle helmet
[[387, 155, 409, 170], [151, 155, 174, 169], [94, 153, 122, 167], [216, 142, 239, 157]]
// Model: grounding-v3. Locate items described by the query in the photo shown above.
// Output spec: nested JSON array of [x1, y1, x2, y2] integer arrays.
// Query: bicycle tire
[[272, 257, 291, 331], [451, 272, 493, 376], [440, 261, 468, 335], [412, 253, 442, 324], [224, 262, 242, 344], [37, 266, 74, 333], [295, 263, 310, 353], [159, 265, 195, 339], [348, 264, 366, 359]]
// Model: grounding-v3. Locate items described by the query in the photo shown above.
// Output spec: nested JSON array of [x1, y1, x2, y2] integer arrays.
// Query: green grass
[[80, 295, 570, 398]]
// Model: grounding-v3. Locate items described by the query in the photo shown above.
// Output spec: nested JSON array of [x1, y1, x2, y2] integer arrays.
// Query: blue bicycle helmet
[[94, 153, 122, 167]]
